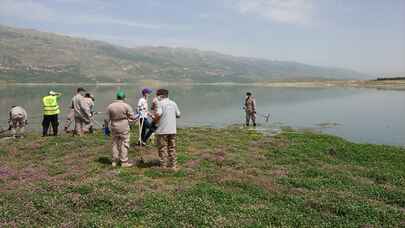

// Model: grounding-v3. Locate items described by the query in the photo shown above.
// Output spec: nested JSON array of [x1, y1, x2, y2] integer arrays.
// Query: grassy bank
[[0, 127, 404, 227]]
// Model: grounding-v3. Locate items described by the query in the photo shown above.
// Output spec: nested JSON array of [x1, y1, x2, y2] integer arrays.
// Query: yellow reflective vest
[[43, 95, 60, 115]]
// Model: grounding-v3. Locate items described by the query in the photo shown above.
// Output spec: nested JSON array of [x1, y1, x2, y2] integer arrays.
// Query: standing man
[[82, 93, 95, 133], [8, 106, 28, 138], [42, 90, 62, 136], [107, 90, 137, 168], [71, 87, 90, 136], [137, 88, 155, 145], [154, 89, 181, 171], [244, 92, 256, 127]]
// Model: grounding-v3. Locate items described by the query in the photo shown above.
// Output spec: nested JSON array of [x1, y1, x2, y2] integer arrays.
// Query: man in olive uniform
[[244, 92, 256, 127], [9, 106, 28, 138], [42, 90, 62, 136], [82, 93, 95, 133], [154, 89, 181, 171], [71, 87, 90, 136], [107, 90, 137, 167]]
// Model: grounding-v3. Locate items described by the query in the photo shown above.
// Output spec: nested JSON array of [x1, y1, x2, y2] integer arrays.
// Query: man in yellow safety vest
[[42, 90, 62, 136]]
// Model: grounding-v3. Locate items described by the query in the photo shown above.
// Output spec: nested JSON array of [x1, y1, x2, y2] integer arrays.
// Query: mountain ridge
[[0, 24, 369, 83]]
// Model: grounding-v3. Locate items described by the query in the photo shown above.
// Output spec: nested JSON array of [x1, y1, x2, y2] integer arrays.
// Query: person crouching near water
[[8, 106, 28, 138], [154, 89, 181, 171], [107, 90, 137, 168], [244, 92, 256, 127]]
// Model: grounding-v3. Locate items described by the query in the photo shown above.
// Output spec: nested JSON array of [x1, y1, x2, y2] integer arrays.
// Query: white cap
[[49, 91, 57, 95]]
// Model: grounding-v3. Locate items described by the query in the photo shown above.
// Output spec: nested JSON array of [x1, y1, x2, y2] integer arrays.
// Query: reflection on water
[[0, 84, 404, 146]]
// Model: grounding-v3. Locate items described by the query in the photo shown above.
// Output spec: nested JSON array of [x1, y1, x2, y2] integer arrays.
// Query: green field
[[0, 127, 404, 227]]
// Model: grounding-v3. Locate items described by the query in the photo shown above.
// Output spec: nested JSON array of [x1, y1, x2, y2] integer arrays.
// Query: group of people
[[6, 89, 256, 170], [6, 87, 181, 171]]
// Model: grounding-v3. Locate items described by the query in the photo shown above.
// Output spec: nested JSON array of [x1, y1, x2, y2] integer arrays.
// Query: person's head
[[85, 93, 95, 101], [156, 89, 169, 100], [77, 87, 86, 95], [49, 90, 57, 96], [246, 92, 252, 97], [142, 88, 153, 97], [116, 90, 126, 100]]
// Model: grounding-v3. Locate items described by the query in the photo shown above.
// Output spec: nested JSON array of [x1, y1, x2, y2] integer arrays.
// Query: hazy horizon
[[1, 0, 404, 76]]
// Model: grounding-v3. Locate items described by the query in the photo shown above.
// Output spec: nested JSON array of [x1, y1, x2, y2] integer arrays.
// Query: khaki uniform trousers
[[112, 132, 130, 163]]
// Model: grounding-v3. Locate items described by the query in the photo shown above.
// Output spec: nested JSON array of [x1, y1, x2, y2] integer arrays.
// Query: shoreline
[[1, 79, 405, 90], [1, 125, 403, 148]]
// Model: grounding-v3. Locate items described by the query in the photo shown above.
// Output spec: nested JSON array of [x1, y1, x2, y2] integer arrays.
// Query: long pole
[[139, 118, 144, 146]]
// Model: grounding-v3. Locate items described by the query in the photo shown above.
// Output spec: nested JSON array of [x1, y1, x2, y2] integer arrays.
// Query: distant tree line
[[376, 77, 405, 81]]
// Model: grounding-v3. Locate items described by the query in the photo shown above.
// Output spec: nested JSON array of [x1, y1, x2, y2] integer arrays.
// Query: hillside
[[0, 25, 368, 83], [0, 127, 404, 226]]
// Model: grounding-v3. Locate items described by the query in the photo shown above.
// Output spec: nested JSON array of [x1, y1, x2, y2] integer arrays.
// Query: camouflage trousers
[[246, 111, 256, 125], [156, 134, 177, 168], [112, 132, 130, 163]]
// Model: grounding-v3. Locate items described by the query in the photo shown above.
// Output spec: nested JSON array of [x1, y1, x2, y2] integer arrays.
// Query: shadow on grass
[[137, 159, 161, 168], [97, 156, 112, 165]]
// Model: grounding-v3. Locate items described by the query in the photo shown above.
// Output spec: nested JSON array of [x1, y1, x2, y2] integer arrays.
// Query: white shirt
[[156, 98, 181, 135], [10, 106, 27, 121], [137, 97, 148, 118]]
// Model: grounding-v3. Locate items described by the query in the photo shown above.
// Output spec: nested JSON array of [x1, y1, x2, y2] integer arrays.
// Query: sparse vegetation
[[0, 127, 404, 227]]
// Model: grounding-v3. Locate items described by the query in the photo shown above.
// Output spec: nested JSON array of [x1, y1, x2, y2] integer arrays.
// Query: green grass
[[0, 127, 404, 227]]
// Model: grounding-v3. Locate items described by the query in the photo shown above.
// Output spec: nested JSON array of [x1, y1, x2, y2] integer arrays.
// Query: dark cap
[[246, 92, 252, 96], [156, 88, 169, 97], [77, 87, 86, 93]]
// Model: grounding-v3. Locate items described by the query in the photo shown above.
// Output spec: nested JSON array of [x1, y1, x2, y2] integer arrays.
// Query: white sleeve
[[156, 102, 163, 116], [137, 98, 146, 111], [175, 103, 181, 117]]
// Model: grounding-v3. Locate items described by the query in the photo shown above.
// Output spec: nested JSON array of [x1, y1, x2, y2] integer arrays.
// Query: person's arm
[[154, 102, 163, 123], [23, 109, 28, 124], [253, 99, 256, 113], [127, 104, 138, 121], [243, 96, 248, 110], [137, 98, 144, 112], [79, 99, 92, 121], [53, 93, 62, 102], [175, 103, 181, 118], [106, 107, 112, 125], [70, 97, 75, 109]]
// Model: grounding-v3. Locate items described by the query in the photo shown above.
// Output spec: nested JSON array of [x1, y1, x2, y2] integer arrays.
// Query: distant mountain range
[[0, 25, 369, 83]]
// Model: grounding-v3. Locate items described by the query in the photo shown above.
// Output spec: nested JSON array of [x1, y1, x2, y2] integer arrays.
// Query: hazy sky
[[0, 0, 404, 75]]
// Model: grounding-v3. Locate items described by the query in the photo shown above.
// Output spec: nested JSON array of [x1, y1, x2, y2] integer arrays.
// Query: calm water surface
[[0, 85, 404, 146]]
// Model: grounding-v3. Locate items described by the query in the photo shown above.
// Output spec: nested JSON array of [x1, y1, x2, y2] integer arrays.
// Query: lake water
[[0, 84, 404, 146]]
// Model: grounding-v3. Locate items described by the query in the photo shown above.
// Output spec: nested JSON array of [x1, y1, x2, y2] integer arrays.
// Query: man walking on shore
[[9, 106, 28, 138], [42, 90, 62, 136], [244, 92, 256, 127], [107, 90, 137, 167], [154, 89, 181, 171]]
